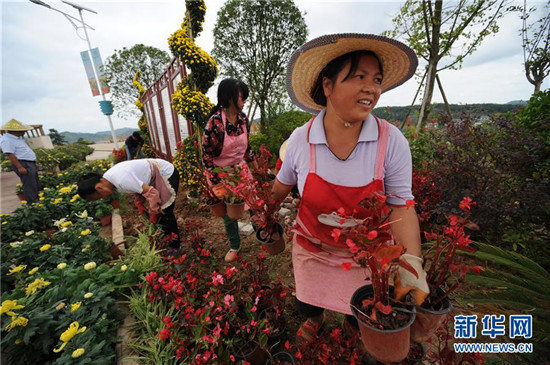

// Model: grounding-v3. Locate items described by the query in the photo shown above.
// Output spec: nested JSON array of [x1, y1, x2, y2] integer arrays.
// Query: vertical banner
[[80, 48, 110, 96]]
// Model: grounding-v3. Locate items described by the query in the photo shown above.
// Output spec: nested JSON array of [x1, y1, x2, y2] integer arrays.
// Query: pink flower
[[366, 230, 378, 240], [224, 294, 234, 306], [230, 355, 235, 362], [212, 274, 224, 286]]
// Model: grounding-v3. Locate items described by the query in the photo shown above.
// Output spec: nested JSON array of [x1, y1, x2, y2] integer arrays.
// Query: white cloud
[[1, 0, 545, 133]]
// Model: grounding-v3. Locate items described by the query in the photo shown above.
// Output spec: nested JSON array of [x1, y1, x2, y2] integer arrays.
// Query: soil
[[120, 186, 309, 343], [118, 187, 442, 362], [357, 300, 415, 331]]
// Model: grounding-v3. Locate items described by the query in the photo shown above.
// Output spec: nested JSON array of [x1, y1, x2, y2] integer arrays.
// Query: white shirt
[[0, 133, 36, 161], [276, 110, 414, 206], [103, 159, 174, 194]]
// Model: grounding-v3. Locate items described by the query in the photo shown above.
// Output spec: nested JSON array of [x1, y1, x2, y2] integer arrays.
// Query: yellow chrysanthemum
[[25, 278, 52, 296], [53, 321, 87, 352], [80, 229, 91, 236], [84, 262, 96, 270], [70, 302, 82, 312], [1, 299, 24, 317], [5, 316, 29, 331], [72, 348, 85, 358], [40, 244, 51, 252], [7, 265, 27, 275]]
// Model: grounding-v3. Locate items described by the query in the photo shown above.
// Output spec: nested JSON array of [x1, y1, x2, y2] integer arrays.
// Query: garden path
[[0, 171, 21, 214], [86, 142, 116, 161]]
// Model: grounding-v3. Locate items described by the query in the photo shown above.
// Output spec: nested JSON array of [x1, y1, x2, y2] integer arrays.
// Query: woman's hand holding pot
[[394, 253, 430, 305], [212, 184, 229, 199]]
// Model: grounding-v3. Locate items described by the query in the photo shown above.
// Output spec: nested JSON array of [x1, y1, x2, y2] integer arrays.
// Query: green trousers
[[222, 215, 241, 250]]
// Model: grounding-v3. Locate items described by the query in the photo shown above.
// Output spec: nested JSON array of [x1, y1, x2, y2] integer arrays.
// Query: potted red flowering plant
[[409, 197, 482, 343], [214, 165, 247, 220], [335, 191, 418, 363], [233, 145, 285, 254]]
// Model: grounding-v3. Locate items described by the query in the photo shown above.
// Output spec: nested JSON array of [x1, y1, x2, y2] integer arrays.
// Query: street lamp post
[[29, 0, 119, 148]]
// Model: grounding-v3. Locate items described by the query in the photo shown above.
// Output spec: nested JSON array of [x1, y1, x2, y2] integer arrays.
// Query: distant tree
[[519, 1, 549, 94], [213, 0, 307, 130], [104, 44, 171, 119], [48, 128, 66, 145], [384, 0, 513, 131]]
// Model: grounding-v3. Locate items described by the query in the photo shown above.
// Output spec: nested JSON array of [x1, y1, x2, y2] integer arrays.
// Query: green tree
[[213, 0, 307, 131], [519, 1, 549, 94], [48, 128, 66, 145], [104, 44, 171, 119], [384, 0, 512, 132]]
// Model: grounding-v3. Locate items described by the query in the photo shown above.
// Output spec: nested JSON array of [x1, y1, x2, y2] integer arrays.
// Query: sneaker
[[225, 249, 239, 262]]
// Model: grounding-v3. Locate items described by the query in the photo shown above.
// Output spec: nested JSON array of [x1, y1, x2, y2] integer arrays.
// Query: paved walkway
[[86, 142, 117, 161], [1, 171, 22, 214], [1, 143, 117, 215]]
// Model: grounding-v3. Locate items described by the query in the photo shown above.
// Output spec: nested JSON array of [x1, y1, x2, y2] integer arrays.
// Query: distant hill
[[372, 102, 525, 123], [61, 127, 138, 143], [506, 100, 528, 106]]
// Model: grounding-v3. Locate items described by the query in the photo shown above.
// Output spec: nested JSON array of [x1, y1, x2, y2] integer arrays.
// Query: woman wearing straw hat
[[273, 34, 429, 344], [0, 119, 41, 203], [203, 78, 255, 263]]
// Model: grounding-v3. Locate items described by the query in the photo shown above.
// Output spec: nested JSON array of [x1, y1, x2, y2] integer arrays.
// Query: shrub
[[411, 112, 549, 267], [515, 90, 550, 144], [265, 110, 311, 156], [34, 143, 94, 172], [248, 133, 268, 153]]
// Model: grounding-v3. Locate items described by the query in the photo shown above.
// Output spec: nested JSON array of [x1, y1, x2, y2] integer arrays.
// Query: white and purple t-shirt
[[276, 109, 414, 206]]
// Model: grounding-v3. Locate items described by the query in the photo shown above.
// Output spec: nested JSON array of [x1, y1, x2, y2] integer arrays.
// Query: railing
[[142, 57, 193, 161]]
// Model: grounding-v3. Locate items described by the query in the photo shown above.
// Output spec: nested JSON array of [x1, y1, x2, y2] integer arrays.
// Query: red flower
[[295, 351, 303, 360], [472, 265, 484, 274], [405, 199, 416, 208], [459, 196, 476, 212], [341, 262, 353, 271], [375, 301, 392, 315], [346, 239, 358, 253], [366, 230, 378, 240], [230, 355, 235, 362], [158, 328, 171, 341], [331, 228, 341, 242], [337, 207, 346, 216], [285, 341, 291, 350]]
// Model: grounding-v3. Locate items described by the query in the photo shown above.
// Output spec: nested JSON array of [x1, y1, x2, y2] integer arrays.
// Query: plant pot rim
[[208, 200, 224, 206], [226, 201, 245, 206], [416, 287, 453, 315], [351, 284, 416, 333], [255, 222, 283, 245]]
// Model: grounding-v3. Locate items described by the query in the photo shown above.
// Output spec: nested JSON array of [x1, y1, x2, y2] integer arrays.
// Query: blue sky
[[2, 0, 548, 132]]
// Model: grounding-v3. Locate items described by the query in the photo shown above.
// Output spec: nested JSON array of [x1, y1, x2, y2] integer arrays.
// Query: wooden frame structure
[[142, 57, 193, 161]]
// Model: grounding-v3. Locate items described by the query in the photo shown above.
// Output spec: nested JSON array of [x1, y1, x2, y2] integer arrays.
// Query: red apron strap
[[374, 116, 389, 181], [306, 117, 316, 173]]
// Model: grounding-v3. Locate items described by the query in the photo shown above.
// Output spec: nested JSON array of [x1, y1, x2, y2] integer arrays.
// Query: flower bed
[[1, 160, 144, 364]]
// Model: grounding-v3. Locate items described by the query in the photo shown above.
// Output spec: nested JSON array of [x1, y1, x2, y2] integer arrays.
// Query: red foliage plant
[[112, 148, 126, 163], [220, 145, 282, 239], [334, 190, 418, 328], [421, 197, 483, 308]]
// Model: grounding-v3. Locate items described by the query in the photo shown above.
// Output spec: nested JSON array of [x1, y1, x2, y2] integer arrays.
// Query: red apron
[[292, 116, 390, 314]]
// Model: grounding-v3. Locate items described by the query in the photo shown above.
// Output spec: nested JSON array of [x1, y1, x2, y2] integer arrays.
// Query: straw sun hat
[[1, 119, 32, 131], [286, 33, 418, 114]]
